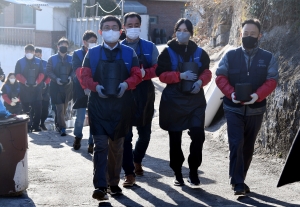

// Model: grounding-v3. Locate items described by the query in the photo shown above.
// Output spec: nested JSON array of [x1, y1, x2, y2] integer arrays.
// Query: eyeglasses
[[102, 26, 120, 31]]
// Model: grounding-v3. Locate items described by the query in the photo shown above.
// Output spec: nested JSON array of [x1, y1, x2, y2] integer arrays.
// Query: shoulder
[[121, 44, 135, 53], [140, 38, 155, 47], [259, 48, 273, 57]]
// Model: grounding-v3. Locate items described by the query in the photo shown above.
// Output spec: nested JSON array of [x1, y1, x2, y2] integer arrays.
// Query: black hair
[[99, 15, 121, 30], [242, 19, 261, 33], [35, 48, 42, 54], [57, 37, 69, 46], [174, 18, 193, 37], [24, 44, 35, 52], [82, 30, 98, 41], [4, 73, 15, 84], [123, 12, 141, 25]]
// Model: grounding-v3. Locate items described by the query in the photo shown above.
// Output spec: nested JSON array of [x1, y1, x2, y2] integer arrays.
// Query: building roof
[[4, 0, 48, 6]]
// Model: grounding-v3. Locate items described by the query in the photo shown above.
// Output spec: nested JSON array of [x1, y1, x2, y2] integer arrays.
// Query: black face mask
[[59, 46, 68, 54], [242, 36, 258, 49]]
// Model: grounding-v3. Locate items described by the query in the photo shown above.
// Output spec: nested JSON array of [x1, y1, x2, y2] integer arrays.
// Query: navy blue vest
[[4, 83, 20, 99], [224, 47, 272, 108], [89, 44, 133, 76], [50, 54, 72, 68], [74, 49, 84, 62], [19, 57, 41, 73], [167, 47, 203, 71], [41, 59, 47, 71]]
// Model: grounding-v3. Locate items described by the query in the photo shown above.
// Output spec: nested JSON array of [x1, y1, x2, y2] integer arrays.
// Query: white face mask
[[9, 78, 16, 84], [101, 30, 120, 43], [26, 53, 34, 59], [88, 43, 97, 49], [126, 28, 141, 40]]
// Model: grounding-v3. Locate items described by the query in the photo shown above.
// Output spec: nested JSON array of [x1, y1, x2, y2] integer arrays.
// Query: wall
[[138, 0, 185, 41], [36, 6, 54, 31]]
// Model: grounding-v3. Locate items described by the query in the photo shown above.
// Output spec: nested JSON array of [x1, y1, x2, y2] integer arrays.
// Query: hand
[[25, 81, 30, 87], [10, 102, 16, 106], [140, 68, 145, 78], [32, 81, 38, 87], [243, 93, 258, 105], [43, 82, 47, 89], [190, 80, 202, 94], [231, 92, 241, 104], [117, 82, 128, 98], [180, 71, 197, 81], [56, 78, 63, 85], [67, 76, 72, 85], [12, 97, 19, 103], [84, 88, 91, 96], [96, 85, 108, 98]]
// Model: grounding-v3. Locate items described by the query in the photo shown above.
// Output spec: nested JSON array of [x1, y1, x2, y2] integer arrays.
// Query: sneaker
[[233, 183, 246, 195], [231, 183, 250, 193], [40, 124, 47, 131], [134, 162, 144, 176], [173, 173, 184, 186], [73, 137, 81, 150], [107, 185, 122, 195], [32, 127, 42, 132], [92, 188, 108, 201], [60, 128, 66, 136], [123, 174, 136, 187], [88, 144, 94, 154], [187, 172, 200, 186]]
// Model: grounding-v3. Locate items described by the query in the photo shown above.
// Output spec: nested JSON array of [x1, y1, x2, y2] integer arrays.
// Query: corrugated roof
[[4, 0, 48, 6]]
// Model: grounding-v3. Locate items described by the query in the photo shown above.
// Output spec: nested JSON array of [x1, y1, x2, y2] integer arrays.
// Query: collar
[[124, 38, 140, 44], [103, 42, 119, 50], [241, 45, 259, 56]]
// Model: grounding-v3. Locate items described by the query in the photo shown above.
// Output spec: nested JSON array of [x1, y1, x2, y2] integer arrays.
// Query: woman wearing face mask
[[1, 73, 22, 114], [156, 18, 212, 186]]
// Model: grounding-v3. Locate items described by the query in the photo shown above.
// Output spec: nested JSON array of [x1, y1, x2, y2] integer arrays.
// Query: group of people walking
[[0, 12, 278, 201]]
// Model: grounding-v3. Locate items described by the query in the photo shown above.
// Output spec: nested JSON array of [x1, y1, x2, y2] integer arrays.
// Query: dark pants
[[41, 100, 50, 125], [225, 110, 264, 185], [56, 102, 68, 129], [168, 127, 205, 175], [22, 101, 42, 129], [122, 122, 152, 176]]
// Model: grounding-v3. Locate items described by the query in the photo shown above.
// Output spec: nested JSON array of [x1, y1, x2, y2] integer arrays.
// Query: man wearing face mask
[[72, 30, 97, 153], [15, 44, 45, 132], [120, 12, 159, 187], [216, 19, 279, 195], [78, 15, 142, 200], [47, 37, 73, 136]]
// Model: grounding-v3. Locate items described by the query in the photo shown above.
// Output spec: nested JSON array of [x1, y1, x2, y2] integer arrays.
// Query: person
[[35, 48, 51, 130], [0, 64, 5, 83], [72, 30, 97, 153], [156, 18, 211, 186], [46, 37, 73, 136], [215, 19, 279, 195], [1, 73, 22, 115], [78, 15, 142, 200], [15, 44, 44, 132], [120, 12, 159, 187]]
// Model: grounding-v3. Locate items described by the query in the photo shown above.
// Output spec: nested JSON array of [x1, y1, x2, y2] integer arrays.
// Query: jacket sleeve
[[72, 51, 82, 73], [143, 64, 157, 80], [15, 60, 26, 84], [46, 57, 58, 81], [44, 77, 51, 84], [125, 55, 142, 90], [199, 69, 212, 87], [36, 62, 45, 84], [255, 79, 277, 102], [78, 67, 98, 92], [2, 94, 12, 105], [216, 75, 234, 99]]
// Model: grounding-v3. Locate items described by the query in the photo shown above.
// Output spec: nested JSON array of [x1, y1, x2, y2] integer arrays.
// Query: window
[[149, 16, 158, 24], [15, 5, 36, 25]]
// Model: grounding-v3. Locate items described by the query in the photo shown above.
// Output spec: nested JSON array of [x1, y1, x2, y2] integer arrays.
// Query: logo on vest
[[258, 59, 266, 67]]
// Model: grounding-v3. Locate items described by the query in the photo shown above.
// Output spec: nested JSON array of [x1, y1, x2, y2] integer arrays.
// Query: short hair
[[24, 44, 35, 52], [35, 48, 42, 54], [174, 18, 193, 37], [242, 19, 261, 32], [99, 15, 121, 30], [57, 37, 69, 46], [82, 30, 98, 41], [124, 12, 141, 25]]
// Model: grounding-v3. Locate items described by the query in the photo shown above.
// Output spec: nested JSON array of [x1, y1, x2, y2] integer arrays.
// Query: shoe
[[244, 183, 250, 193], [134, 162, 144, 176], [92, 188, 108, 201], [107, 185, 122, 195], [187, 173, 200, 186], [173, 173, 184, 186], [88, 144, 94, 154], [32, 127, 42, 132], [40, 124, 47, 131], [233, 183, 246, 195], [123, 174, 136, 187], [27, 126, 32, 133], [60, 128, 66, 136], [73, 137, 81, 150]]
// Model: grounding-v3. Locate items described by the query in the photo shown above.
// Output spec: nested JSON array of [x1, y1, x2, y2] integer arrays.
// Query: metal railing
[[0, 27, 35, 45]]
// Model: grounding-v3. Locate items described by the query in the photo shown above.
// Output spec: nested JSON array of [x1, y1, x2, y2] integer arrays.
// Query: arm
[[72, 51, 83, 73], [36, 62, 45, 84], [15, 60, 26, 84], [143, 45, 159, 80], [2, 94, 12, 105], [198, 49, 211, 87], [124, 54, 142, 90], [46, 57, 58, 81], [79, 53, 98, 91], [255, 55, 279, 102]]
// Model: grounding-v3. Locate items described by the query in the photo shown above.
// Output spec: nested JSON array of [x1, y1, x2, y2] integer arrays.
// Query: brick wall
[[138, 0, 185, 42], [35, 31, 66, 49]]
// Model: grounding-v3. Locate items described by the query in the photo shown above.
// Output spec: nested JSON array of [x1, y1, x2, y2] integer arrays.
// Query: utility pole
[[121, 0, 124, 24]]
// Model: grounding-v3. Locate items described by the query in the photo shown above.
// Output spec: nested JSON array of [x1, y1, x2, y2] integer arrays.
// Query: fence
[[0, 27, 35, 45]]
